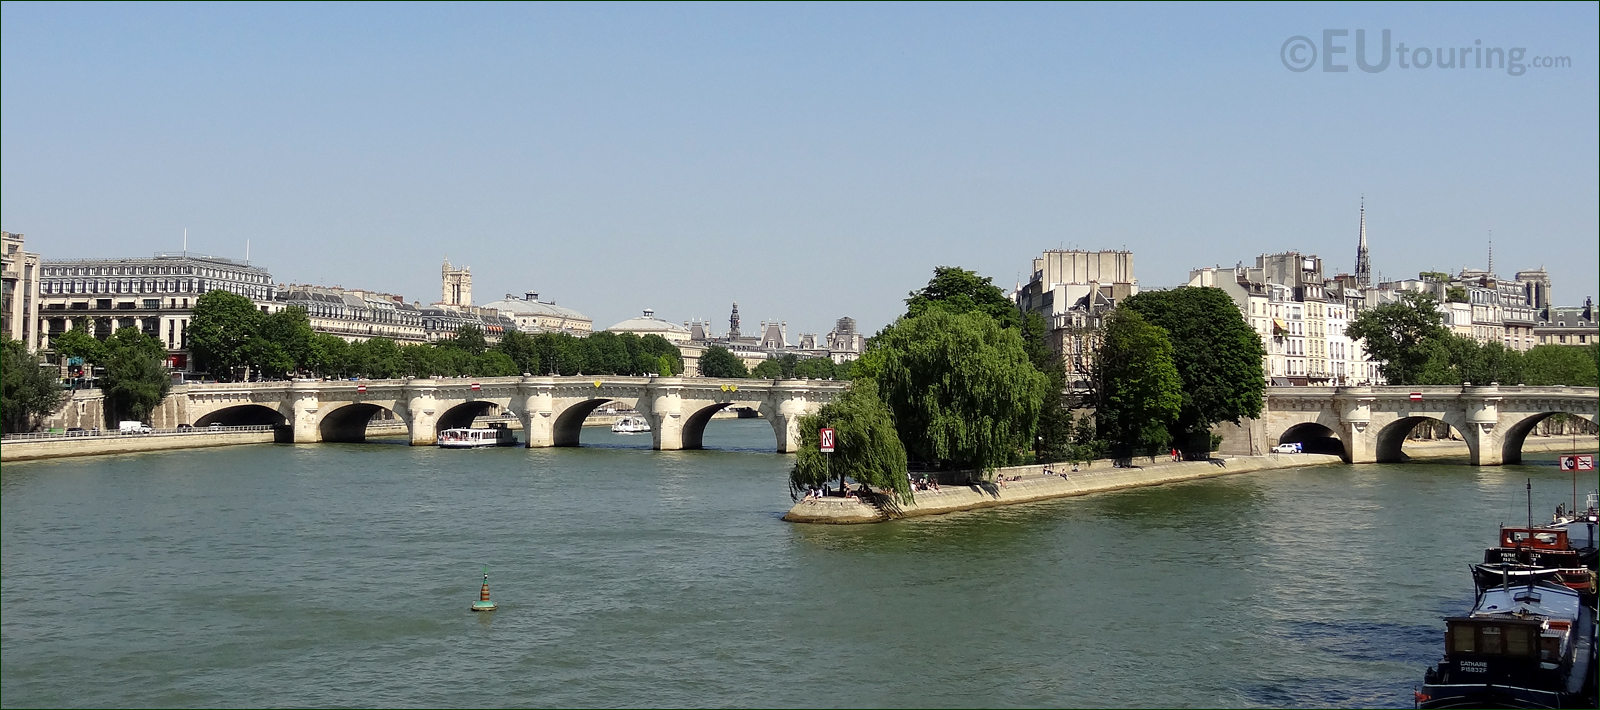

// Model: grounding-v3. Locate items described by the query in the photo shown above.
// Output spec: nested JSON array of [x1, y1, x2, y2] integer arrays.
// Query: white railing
[[2, 425, 276, 442]]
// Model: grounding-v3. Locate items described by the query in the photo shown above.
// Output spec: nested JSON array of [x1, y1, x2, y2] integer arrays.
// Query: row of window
[[41, 278, 271, 299], [44, 264, 268, 283]]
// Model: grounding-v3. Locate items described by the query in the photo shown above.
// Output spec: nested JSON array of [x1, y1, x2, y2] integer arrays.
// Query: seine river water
[[2, 419, 1591, 708]]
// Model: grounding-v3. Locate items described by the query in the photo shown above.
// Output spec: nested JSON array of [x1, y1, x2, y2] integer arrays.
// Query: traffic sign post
[[820, 427, 837, 494]]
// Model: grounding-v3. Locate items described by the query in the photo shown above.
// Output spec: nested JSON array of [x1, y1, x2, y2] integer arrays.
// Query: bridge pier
[[650, 379, 685, 450], [407, 382, 439, 446], [520, 380, 555, 448], [290, 383, 321, 444]]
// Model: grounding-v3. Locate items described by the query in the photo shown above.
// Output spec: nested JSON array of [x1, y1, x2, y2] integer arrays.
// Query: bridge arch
[[436, 401, 505, 431], [551, 398, 616, 447], [319, 403, 408, 443], [193, 404, 288, 427], [1374, 415, 1474, 464], [1277, 422, 1348, 459], [1498, 412, 1599, 465]]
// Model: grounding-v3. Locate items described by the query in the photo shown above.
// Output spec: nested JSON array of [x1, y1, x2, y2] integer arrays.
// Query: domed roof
[[607, 308, 690, 334], [480, 293, 591, 321]]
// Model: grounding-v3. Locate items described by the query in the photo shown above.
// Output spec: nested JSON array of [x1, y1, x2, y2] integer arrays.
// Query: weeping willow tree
[[853, 308, 1048, 478], [789, 380, 911, 502]]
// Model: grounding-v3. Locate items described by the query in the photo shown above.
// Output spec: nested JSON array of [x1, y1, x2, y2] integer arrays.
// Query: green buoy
[[471, 569, 497, 612]]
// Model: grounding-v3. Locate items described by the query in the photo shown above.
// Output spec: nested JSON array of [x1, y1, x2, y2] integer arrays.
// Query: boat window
[[1502, 625, 1533, 656], [1479, 626, 1504, 654], [1448, 626, 1475, 653]]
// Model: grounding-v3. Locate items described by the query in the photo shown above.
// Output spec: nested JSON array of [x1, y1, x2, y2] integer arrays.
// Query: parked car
[[177, 423, 194, 431], [118, 420, 153, 435], [208, 422, 223, 429], [1272, 442, 1303, 454]]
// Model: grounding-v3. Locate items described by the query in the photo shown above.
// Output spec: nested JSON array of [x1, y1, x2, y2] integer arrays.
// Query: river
[[1, 419, 1591, 708]]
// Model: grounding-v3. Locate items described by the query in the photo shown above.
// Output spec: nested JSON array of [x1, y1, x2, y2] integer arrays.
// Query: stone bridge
[[163, 376, 849, 451], [1253, 385, 1597, 465]]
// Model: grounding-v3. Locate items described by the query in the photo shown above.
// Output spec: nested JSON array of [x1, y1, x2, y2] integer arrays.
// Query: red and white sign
[[356, 384, 366, 393], [819, 427, 836, 453], [1409, 392, 1423, 402], [471, 383, 481, 391], [1560, 455, 1595, 472]]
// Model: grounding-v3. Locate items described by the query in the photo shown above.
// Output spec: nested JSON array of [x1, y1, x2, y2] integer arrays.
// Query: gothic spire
[[1354, 196, 1371, 287]]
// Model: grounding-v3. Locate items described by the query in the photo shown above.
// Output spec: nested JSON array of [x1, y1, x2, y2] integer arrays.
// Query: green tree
[[904, 265, 1022, 329], [307, 334, 352, 378], [187, 290, 263, 380], [1521, 344, 1598, 387], [258, 307, 315, 373], [532, 333, 584, 375], [1124, 287, 1266, 456], [656, 353, 677, 376], [789, 380, 910, 500], [794, 356, 837, 380], [1445, 286, 1468, 303], [854, 308, 1047, 475], [51, 325, 107, 367], [1092, 308, 1182, 461], [1346, 290, 1449, 385], [353, 338, 404, 379], [100, 327, 171, 422], [3, 339, 66, 433], [699, 346, 749, 378], [242, 337, 294, 380], [640, 334, 683, 375], [442, 324, 488, 356], [494, 330, 540, 375], [751, 359, 783, 378], [475, 350, 519, 377]]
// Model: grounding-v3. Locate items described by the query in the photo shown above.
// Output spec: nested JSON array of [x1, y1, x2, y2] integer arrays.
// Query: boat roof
[[1472, 583, 1583, 622]]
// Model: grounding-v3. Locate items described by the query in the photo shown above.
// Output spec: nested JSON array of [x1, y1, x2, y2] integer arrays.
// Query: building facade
[[2, 231, 42, 350], [478, 292, 593, 335], [37, 253, 275, 369], [1016, 249, 1138, 389], [274, 284, 426, 343]]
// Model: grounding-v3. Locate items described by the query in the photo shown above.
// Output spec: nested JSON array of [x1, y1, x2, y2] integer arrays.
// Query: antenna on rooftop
[[183, 228, 188, 256], [246, 239, 251, 265]]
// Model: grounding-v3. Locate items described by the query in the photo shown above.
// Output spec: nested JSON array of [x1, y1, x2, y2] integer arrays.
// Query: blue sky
[[4, 2, 1595, 338]]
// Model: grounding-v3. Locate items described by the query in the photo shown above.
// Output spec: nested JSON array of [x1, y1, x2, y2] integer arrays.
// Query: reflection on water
[[2, 421, 1588, 708]]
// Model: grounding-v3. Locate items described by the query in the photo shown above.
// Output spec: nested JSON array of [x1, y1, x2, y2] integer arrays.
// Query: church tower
[[441, 258, 472, 308], [1354, 197, 1371, 287]]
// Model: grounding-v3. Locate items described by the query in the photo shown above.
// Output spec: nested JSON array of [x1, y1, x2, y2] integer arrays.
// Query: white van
[[119, 420, 153, 435]]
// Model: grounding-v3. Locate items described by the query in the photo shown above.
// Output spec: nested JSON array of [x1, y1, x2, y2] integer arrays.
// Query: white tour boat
[[611, 415, 651, 434], [437, 423, 517, 448]]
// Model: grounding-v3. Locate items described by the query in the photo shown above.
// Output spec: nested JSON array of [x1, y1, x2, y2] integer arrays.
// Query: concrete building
[[1534, 299, 1595, 347], [479, 292, 593, 335], [2, 231, 42, 350], [1016, 250, 1138, 389], [37, 253, 275, 369], [607, 309, 692, 344]]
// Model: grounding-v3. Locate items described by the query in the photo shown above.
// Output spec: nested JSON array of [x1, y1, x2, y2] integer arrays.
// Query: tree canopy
[[904, 265, 1022, 329], [699, 346, 749, 378], [100, 327, 171, 422], [1123, 287, 1265, 454], [854, 308, 1047, 475], [1521, 344, 1598, 387], [1346, 291, 1449, 385], [789, 379, 909, 500], [1092, 308, 1182, 460], [188, 290, 264, 380], [3, 339, 65, 433]]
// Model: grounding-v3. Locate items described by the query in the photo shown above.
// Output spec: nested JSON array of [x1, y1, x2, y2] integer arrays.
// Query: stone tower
[[1354, 197, 1371, 288], [441, 258, 472, 308], [728, 302, 741, 340]]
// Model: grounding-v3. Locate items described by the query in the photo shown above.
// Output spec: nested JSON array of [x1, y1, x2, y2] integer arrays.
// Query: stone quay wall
[[2, 430, 278, 463], [783, 436, 1598, 525]]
